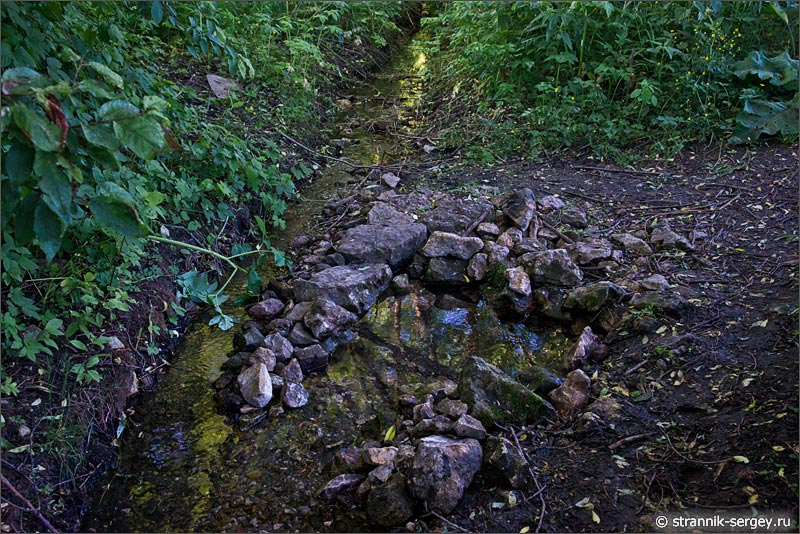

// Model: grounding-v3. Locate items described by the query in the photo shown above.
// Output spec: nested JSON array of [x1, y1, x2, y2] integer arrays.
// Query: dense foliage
[[421, 1, 799, 161], [0, 2, 409, 523]]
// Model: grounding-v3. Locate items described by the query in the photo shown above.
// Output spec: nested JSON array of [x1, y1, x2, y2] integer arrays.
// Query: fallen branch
[[573, 165, 662, 176], [422, 511, 470, 532], [1, 474, 58, 533], [536, 215, 575, 245], [609, 432, 657, 451], [498, 425, 547, 533]]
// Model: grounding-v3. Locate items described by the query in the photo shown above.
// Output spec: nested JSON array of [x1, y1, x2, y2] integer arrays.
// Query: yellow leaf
[[520, 527, 530, 534], [383, 425, 396, 442], [733, 455, 750, 464], [749, 494, 759, 504], [772, 445, 785, 452], [591, 510, 601, 523]]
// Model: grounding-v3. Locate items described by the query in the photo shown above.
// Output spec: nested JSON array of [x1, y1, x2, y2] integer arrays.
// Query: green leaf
[[78, 79, 115, 99], [13, 192, 39, 244], [70, 339, 88, 351], [86, 61, 124, 89], [246, 268, 262, 295], [143, 95, 168, 112], [734, 50, 799, 89], [12, 105, 61, 152], [89, 196, 148, 238], [98, 100, 140, 121], [113, 116, 165, 160], [731, 97, 800, 143], [34, 202, 63, 261], [2, 67, 42, 83], [44, 318, 63, 335], [151, 0, 164, 24], [82, 123, 119, 151], [5, 142, 35, 185], [383, 425, 396, 442], [35, 153, 73, 225]]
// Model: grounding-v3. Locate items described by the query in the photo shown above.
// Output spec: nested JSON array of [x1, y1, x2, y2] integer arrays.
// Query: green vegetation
[[420, 1, 798, 161], [1, 2, 411, 529]]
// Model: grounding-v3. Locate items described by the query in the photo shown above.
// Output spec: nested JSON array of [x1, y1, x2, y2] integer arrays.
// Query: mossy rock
[[458, 356, 555, 427]]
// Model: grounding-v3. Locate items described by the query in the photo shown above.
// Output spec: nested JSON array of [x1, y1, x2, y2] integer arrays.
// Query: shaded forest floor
[[396, 142, 798, 532]]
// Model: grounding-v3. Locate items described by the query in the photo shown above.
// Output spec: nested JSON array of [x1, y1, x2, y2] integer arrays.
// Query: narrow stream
[[83, 35, 567, 533]]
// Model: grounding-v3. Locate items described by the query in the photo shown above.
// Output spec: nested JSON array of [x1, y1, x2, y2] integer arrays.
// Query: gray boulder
[[237, 362, 273, 408], [337, 223, 427, 270], [611, 233, 653, 255], [294, 264, 392, 314], [421, 231, 484, 260], [483, 436, 530, 489], [458, 356, 554, 426], [419, 197, 494, 235], [452, 414, 486, 440], [630, 290, 688, 314], [565, 326, 602, 370], [248, 298, 285, 320], [517, 365, 563, 395], [563, 281, 626, 313], [294, 344, 328, 374], [500, 188, 537, 232], [467, 253, 489, 281], [538, 195, 566, 213], [367, 202, 415, 225], [304, 298, 358, 339], [505, 266, 531, 297], [549, 369, 591, 419], [569, 238, 613, 264], [561, 206, 588, 228], [318, 473, 364, 501], [410, 435, 483, 515], [367, 474, 415, 527], [282, 358, 303, 384], [281, 381, 309, 409], [650, 221, 694, 251], [476, 222, 501, 239], [288, 322, 316, 346], [522, 249, 583, 287], [235, 325, 265, 352], [262, 333, 293, 363], [424, 257, 469, 286]]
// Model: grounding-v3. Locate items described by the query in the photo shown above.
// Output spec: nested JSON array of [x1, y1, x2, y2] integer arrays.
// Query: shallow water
[[82, 34, 568, 533]]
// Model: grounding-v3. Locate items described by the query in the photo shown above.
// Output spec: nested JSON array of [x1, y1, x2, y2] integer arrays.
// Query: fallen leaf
[[732, 455, 750, 464]]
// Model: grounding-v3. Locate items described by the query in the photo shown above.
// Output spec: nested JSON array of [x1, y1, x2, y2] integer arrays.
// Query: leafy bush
[[421, 1, 799, 160]]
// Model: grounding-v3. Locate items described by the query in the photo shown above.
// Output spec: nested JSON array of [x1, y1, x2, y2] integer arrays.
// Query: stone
[[367, 474, 415, 527], [262, 333, 293, 363], [294, 264, 392, 314], [294, 344, 328, 374], [467, 253, 489, 281], [411, 416, 453, 438], [206, 73, 234, 98], [222, 352, 251, 372], [640, 274, 670, 291], [611, 233, 653, 255], [410, 435, 483, 515], [482, 436, 530, 489], [565, 326, 602, 370], [280, 382, 309, 409], [630, 291, 688, 314], [569, 239, 613, 264], [106, 336, 125, 350], [288, 322, 317, 347], [563, 281, 626, 313], [235, 325, 265, 352], [538, 195, 565, 213], [368, 462, 395, 484], [248, 298, 285, 320], [505, 267, 531, 296], [424, 257, 469, 286], [237, 362, 273, 408], [283, 300, 313, 322], [282, 358, 303, 383], [419, 197, 494, 235], [522, 249, 583, 287], [417, 377, 459, 399], [561, 206, 588, 228], [413, 401, 435, 423], [434, 398, 468, 419], [303, 298, 358, 339], [213, 373, 234, 390], [391, 274, 411, 291], [421, 231, 484, 260], [318, 473, 365, 501], [265, 318, 293, 336], [335, 446, 365, 472], [368, 202, 414, 225], [500, 188, 537, 231], [381, 172, 401, 189], [458, 356, 555, 426], [215, 389, 245, 411], [514, 238, 546, 254], [650, 221, 694, 251], [251, 347, 277, 371], [484, 241, 511, 265], [270, 373, 284, 393], [452, 414, 486, 439], [476, 222, 501, 239], [517, 366, 563, 395], [363, 446, 398, 466], [499, 227, 524, 246], [496, 231, 514, 249], [531, 287, 571, 321], [337, 224, 427, 270], [548, 369, 591, 419]]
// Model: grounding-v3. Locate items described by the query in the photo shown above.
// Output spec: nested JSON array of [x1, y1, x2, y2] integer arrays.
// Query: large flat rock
[[337, 223, 427, 270], [419, 197, 494, 235], [294, 264, 392, 314]]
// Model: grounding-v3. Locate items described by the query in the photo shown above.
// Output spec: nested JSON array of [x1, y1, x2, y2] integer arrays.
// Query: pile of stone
[[317, 363, 553, 527], [215, 185, 693, 430]]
